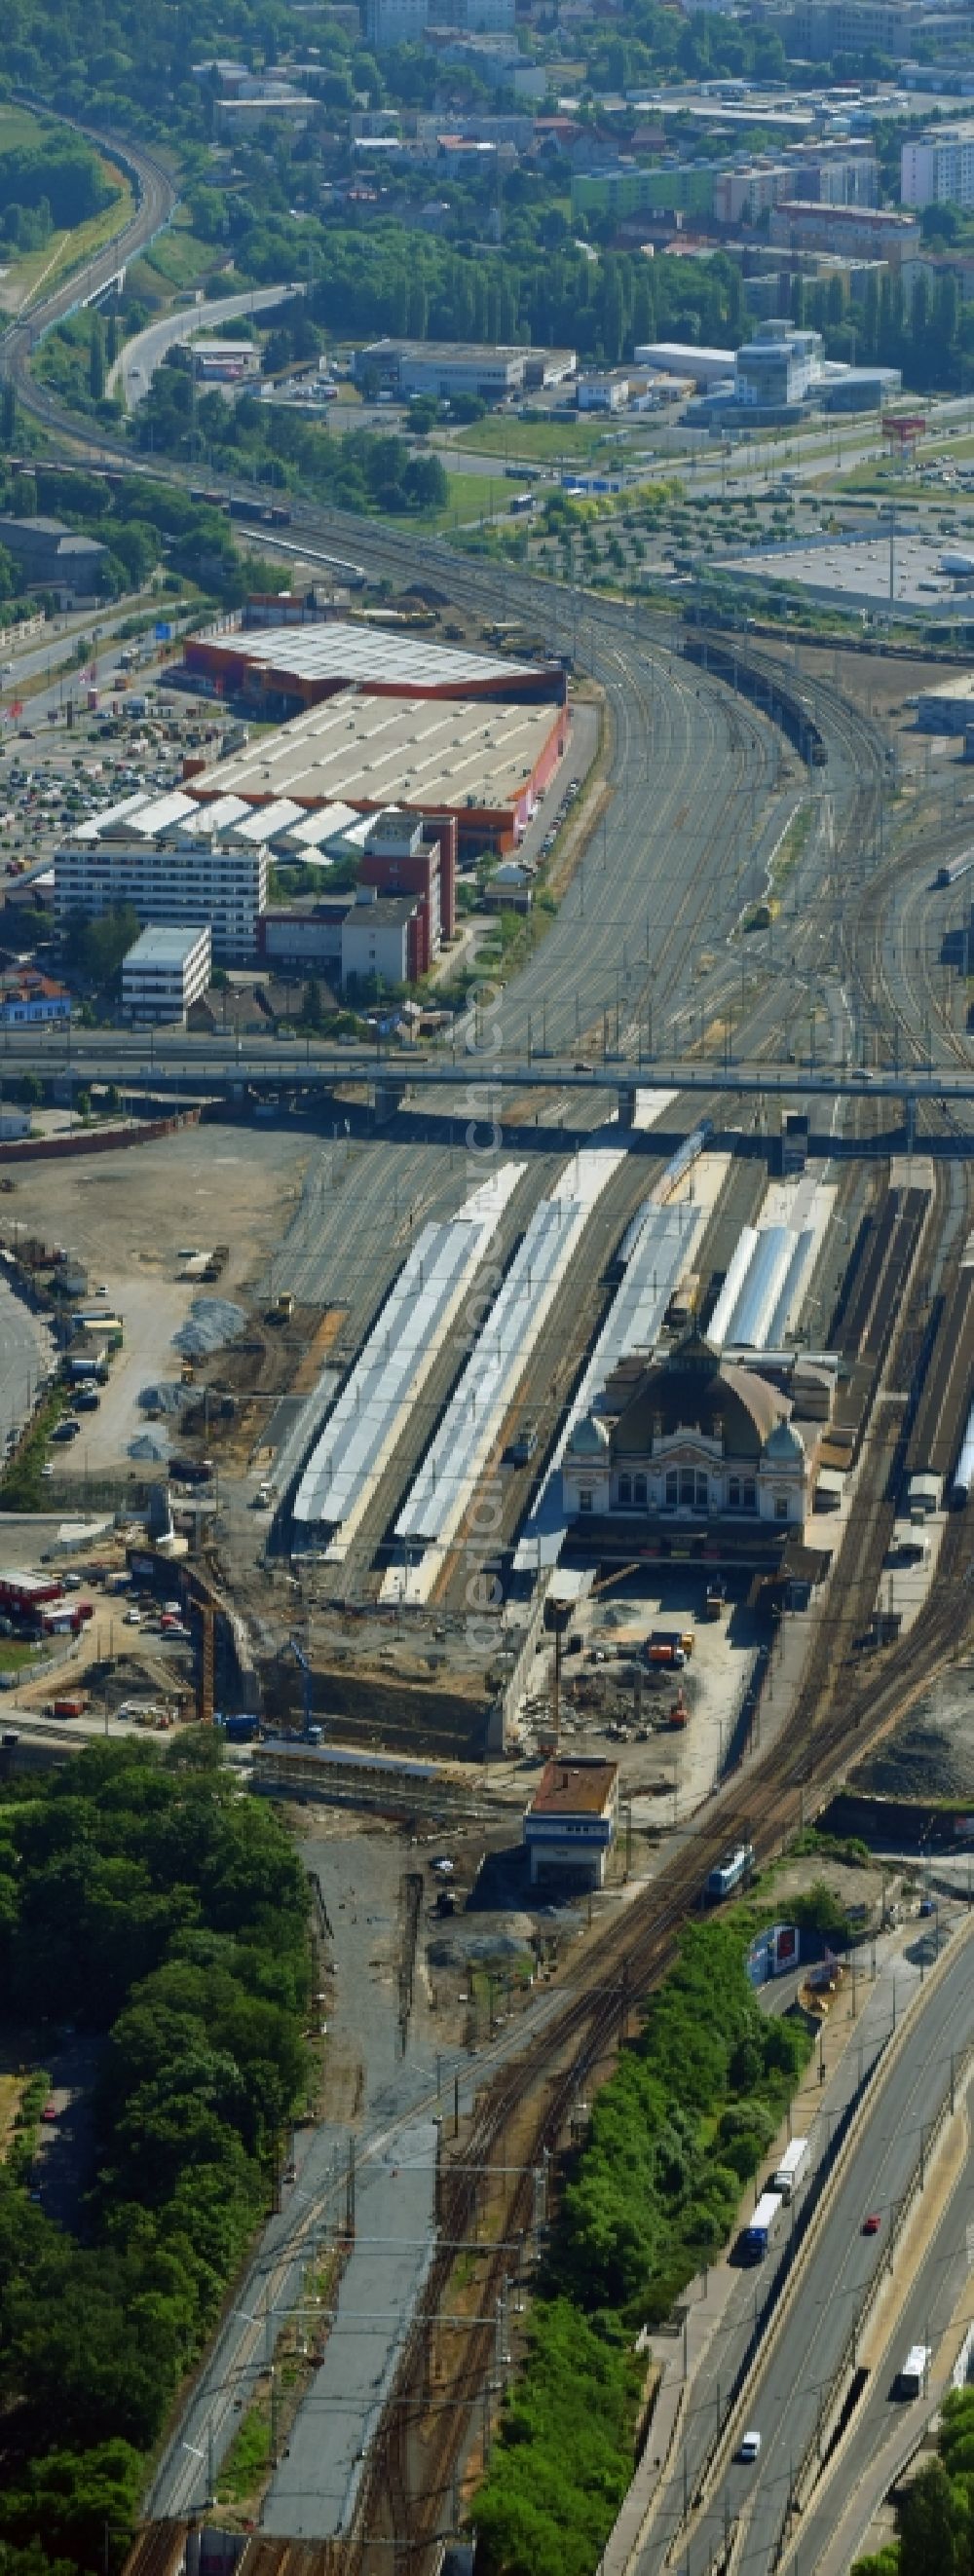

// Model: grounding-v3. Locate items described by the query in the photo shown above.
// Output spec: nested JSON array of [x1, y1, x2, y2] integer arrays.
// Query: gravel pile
[[130, 1432, 169, 1462], [173, 1297, 246, 1360], [853, 1700, 974, 1802], [138, 1383, 186, 1416]]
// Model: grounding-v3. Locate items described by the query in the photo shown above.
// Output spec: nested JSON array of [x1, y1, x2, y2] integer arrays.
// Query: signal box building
[[523, 1758, 618, 1888]]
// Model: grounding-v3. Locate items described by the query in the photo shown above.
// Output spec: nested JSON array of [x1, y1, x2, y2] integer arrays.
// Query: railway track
[[338, 1124, 974, 2575], [55, 267, 973, 2576]]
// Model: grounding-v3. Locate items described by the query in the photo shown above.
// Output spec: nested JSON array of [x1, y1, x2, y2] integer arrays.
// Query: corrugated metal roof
[[75, 791, 152, 840], [206, 617, 538, 690], [184, 690, 558, 816], [130, 791, 200, 836], [278, 802, 362, 852]]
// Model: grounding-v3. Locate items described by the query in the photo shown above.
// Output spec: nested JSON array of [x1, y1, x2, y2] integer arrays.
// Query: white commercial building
[[183, 339, 261, 380], [578, 372, 629, 412], [902, 124, 974, 212], [355, 337, 523, 400], [734, 320, 823, 409], [634, 341, 736, 388], [352, 339, 575, 399], [56, 807, 268, 963], [122, 923, 212, 1024]]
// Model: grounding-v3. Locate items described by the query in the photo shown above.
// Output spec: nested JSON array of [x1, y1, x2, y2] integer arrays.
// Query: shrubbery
[[470, 1921, 812, 2576], [853, 2389, 974, 2576]]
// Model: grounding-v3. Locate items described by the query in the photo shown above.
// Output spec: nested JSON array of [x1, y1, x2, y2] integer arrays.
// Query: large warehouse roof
[[715, 530, 967, 620], [189, 618, 541, 693], [188, 691, 562, 817]]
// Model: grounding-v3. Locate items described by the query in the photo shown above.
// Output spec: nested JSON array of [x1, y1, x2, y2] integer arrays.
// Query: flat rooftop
[[713, 528, 970, 618], [187, 691, 562, 816], [191, 618, 541, 693], [123, 924, 210, 968], [918, 672, 974, 700], [528, 1758, 618, 1818]]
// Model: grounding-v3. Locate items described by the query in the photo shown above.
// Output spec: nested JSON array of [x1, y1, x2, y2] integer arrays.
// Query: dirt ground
[[7, 1123, 313, 1475], [8, 1122, 310, 1289], [850, 1659, 974, 1802]]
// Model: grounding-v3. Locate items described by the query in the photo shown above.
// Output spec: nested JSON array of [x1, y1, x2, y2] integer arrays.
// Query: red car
[[862, 2212, 881, 2235], [41, 2104, 57, 2123]]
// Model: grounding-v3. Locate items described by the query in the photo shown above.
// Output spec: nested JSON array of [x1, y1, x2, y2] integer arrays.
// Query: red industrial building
[[184, 620, 568, 716], [186, 692, 568, 857]]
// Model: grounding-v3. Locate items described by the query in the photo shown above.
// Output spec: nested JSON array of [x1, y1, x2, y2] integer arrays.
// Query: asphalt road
[[110, 284, 303, 412], [0, 1270, 55, 1444], [639, 1918, 974, 2576], [794, 2079, 974, 2575]]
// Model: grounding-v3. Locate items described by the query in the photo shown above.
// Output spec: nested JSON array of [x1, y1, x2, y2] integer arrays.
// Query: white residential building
[[56, 824, 268, 963], [902, 124, 974, 211], [122, 924, 212, 1024]]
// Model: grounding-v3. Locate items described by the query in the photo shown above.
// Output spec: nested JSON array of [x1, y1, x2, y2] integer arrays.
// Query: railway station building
[[561, 1334, 818, 1562]]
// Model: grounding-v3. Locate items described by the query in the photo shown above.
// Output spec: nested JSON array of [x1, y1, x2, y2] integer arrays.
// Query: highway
[[795, 2086, 974, 2576], [638, 1918, 974, 2576]]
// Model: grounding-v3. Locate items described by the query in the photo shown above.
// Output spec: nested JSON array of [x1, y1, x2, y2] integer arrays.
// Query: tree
[[301, 976, 324, 1029], [899, 2460, 961, 2576], [61, 904, 142, 989], [89, 319, 105, 405]]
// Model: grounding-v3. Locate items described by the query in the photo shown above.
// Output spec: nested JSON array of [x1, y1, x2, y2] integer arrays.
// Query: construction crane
[[541, 1563, 641, 1755], [281, 1633, 319, 1740], [198, 1603, 215, 1727]]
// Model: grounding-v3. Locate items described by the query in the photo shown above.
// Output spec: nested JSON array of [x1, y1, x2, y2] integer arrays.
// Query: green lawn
[[0, 106, 48, 151], [141, 225, 230, 292], [450, 414, 627, 467], [378, 469, 509, 534], [0, 1641, 40, 1673]]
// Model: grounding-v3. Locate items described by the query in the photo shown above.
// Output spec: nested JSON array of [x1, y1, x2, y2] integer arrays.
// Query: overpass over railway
[[4, 1039, 974, 1145]]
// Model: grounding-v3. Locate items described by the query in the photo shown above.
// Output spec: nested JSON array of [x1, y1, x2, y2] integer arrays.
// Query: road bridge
[[5, 1036, 974, 1126]]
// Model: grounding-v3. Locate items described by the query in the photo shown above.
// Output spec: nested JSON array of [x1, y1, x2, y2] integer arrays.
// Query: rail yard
[[6, 212, 974, 2576]]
